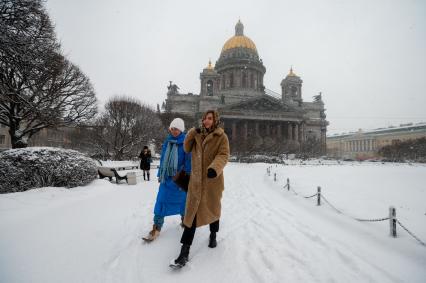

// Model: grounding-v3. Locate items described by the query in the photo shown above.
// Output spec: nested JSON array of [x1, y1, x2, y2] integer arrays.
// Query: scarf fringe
[[159, 139, 179, 183]]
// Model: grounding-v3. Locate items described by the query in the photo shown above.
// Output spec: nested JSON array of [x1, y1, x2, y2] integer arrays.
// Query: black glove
[[195, 127, 201, 134], [207, 168, 217, 178]]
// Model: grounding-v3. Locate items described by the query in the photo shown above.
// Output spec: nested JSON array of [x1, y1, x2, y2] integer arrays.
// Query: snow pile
[[0, 147, 98, 193]]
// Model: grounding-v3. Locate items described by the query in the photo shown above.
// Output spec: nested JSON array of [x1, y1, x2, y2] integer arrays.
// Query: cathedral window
[[207, 80, 214, 96], [242, 72, 247, 88], [291, 86, 298, 96]]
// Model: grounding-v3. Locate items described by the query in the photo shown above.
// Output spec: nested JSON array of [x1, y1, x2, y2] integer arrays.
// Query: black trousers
[[180, 215, 219, 246]]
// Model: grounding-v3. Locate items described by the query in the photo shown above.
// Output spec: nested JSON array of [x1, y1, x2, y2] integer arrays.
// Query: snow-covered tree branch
[[83, 96, 165, 160], [0, 0, 97, 148]]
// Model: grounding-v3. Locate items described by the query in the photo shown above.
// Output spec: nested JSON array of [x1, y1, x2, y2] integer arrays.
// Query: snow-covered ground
[[0, 161, 425, 283]]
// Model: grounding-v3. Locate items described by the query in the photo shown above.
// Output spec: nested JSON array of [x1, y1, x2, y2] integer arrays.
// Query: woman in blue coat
[[143, 118, 191, 242]]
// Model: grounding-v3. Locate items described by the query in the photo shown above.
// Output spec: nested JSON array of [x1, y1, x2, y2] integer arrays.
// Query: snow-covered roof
[[328, 122, 426, 138]]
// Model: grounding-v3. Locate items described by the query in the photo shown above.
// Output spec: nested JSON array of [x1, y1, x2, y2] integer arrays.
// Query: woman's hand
[[207, 168, 217, 178]]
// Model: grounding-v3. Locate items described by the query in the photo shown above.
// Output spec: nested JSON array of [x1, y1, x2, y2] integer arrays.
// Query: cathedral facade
[[163, 21, 328, 154]]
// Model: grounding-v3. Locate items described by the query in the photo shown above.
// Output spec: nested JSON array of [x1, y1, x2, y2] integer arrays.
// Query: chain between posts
[[397, 219, 426, 246], [266, 168, 426, 247]]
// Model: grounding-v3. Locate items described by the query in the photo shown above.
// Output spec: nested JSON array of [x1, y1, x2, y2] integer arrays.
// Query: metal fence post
[[389, 206, 397, 237], [274, 173, 276, 182], [287, 178, 290, 191], [317, 186, 321, 206]]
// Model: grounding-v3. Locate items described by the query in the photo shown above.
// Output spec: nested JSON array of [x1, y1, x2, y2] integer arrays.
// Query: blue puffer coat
[[154, 132, 191, 217]]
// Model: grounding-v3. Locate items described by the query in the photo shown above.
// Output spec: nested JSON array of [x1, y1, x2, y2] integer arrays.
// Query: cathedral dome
[[220, 20, 258, 56], [215, 20, 266, 92], [221, 35, 258, 54]]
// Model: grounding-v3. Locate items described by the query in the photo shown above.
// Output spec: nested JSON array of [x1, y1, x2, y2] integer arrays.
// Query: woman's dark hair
[[202, 110, 221, 129]]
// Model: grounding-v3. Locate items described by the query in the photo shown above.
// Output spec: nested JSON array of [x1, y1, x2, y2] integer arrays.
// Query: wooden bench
[[97, 167, 128, 184], [115, 165, 139, 171]]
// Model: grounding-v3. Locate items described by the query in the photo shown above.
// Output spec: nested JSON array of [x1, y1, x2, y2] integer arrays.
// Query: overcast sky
[[45, 0, 426, 134]]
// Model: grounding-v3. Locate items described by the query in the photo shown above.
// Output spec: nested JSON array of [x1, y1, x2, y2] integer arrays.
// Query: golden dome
[[287, 67, 298, 77], [221, 35, 258, 53], [206, 59, 214, 70], [221, 20, 258, 54]]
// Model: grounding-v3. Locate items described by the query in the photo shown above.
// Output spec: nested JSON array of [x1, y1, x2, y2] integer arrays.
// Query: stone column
[[294, 123, 299, 142], [298, 123, 303, 143], [232, 121, 237, 141], [277, 123, 282, 138], [243, 121, 248, 140], [255, 122, 259, 137], [288, 123, 293, 141], [265, 123, 270, 136], [321, 130, 326, 154]]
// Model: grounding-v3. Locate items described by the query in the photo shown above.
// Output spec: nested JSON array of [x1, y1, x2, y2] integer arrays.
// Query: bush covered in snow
[[0, 147, 98, 193]]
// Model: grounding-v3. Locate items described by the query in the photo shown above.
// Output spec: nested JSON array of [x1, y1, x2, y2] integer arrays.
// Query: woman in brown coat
[[171, 110, 230, 268]]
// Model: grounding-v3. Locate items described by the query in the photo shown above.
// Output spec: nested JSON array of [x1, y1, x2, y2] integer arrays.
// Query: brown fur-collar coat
[[183, 127, 230, 227]]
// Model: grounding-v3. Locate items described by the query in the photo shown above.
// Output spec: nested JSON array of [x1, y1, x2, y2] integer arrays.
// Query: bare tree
[[379, 137, 426, 162], [158, 110, 197, 132], [90, 96, 165, 160], [0, 0, 97, 148]]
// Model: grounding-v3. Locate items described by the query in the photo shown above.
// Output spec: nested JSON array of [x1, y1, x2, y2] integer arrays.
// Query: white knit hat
[[169, 118, 185, 132]]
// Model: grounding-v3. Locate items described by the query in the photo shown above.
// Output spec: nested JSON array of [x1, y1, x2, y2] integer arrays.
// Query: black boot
[[180, 216, 185, 228], [147, 172, 150, 181], [143, 172, 146, 181], [208, 232, 217, 248], [172, 244, 190, 268]]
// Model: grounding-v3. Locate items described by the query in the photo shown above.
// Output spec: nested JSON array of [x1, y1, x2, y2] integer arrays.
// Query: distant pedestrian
[[139, 146, 152, 181]]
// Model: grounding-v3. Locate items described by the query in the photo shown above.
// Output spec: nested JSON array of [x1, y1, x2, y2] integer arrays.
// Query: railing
[[264, 88, 282, 100], [266, 166, 426, 246]]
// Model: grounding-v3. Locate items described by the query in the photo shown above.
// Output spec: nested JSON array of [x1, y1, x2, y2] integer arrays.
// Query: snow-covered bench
[[97, 167, 128, 184], [115, 165, 139, 171]]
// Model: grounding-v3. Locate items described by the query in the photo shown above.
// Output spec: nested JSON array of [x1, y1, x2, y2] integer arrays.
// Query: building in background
[[327, 123, 426, 159], [163, 20, 328, 154], [28, 127, 73, 148], [0, 124, 11, 151]]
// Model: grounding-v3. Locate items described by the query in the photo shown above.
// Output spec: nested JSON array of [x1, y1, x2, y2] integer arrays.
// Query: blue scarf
[[158, 139, 179, 184]]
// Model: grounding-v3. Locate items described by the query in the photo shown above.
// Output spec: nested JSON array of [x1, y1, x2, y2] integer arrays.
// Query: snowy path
[[0, 162, 425, 282]]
